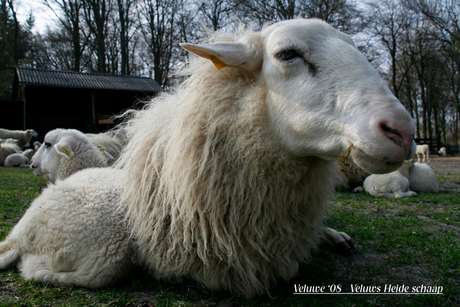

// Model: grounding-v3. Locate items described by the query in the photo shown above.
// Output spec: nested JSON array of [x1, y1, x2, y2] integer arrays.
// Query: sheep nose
[[378, 121, 415, 159]]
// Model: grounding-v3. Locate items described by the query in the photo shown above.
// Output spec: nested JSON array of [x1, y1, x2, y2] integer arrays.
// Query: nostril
[[380, 123, 405, 146]]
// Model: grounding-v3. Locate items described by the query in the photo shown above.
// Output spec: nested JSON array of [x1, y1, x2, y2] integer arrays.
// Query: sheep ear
[[180, 42, 255, 71], [54, 140, 75, 158], [97, 146, 113, 160]]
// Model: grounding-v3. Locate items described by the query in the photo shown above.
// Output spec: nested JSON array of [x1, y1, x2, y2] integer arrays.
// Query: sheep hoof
[[320, 227, 356, 254]]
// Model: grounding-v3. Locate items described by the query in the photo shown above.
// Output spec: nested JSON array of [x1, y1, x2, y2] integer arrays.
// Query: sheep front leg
[[319, 227, 356, 254]]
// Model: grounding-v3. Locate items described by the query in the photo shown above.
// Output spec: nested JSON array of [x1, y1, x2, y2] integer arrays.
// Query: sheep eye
[[275, 49, 301, 61], [45, 142, 52, 148]]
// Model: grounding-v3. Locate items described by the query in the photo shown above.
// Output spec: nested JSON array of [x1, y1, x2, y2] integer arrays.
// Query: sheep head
[[181, 19, 415, 175]]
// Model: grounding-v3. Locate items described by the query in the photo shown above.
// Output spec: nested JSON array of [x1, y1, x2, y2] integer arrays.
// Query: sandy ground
[[423, 156, 460, 176]]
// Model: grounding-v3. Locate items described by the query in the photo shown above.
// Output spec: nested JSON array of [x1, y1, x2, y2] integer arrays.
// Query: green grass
[[0, 167, 459, 306]]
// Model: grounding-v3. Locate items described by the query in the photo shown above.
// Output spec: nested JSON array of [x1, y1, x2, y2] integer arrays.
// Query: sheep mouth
[[350, 146, 403, 174], [32, 166, 42, 176]]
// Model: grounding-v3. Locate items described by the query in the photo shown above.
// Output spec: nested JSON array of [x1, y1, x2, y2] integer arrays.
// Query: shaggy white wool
[[0, 18, 416, 297], [116, 19, 415, 297]]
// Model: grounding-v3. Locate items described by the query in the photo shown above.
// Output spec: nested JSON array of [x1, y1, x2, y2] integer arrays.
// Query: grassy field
[[0, 167, 458, 306]]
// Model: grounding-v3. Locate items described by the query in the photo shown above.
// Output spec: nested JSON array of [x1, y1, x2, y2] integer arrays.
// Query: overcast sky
[[16, 0, 59, 34]]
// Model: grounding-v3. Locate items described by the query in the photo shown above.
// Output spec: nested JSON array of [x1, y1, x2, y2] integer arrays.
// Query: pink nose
[[377, 120, 415, 159]]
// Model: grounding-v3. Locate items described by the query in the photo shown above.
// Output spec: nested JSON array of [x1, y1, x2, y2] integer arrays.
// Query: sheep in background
[[0, 129, 38, 148], [33, 141, 42, 151], [31, 129, 112, 183], [85, 129, 127, 165], [409, 162, 439, 193], [363, 160, 416, 198], [0, 19, 416, 296], [4, 149, 35, 168], [416, 144, 430, 162], [0, 138, 20, 146], [438, 147, 446, 157], [0, 143, 21, 166]]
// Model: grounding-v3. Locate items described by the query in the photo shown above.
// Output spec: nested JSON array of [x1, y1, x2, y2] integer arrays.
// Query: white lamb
[[4, 149, 35, 168], [363, 160, 417, 198], [0, 128, 38, 148], [416, 144, 430, 162], [0, 143, 21, 166], [0, 168, 133, 288], [438, 147, 446, 157], [0, 19, 416, 296], [31, 129, 112, 183], [409, 162, 439, 193]]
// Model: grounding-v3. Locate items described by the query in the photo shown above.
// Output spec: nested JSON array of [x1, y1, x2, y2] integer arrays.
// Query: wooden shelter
[[6, 67, 162, 139]]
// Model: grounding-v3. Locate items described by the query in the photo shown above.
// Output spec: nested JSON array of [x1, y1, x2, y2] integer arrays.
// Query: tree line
[[1, 0, 459, 148]]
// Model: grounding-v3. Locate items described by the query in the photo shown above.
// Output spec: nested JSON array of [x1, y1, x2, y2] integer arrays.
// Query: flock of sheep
[[0, 19, 449, 297]]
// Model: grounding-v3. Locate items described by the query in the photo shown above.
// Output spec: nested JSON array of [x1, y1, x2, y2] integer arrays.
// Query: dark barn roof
[[8, 67, 162, 136], [15, 67, 162, 92]]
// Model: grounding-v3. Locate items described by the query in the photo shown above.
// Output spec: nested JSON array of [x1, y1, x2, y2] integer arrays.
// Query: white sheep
[[416, 144, 430, 162], [0, 143, 21, 166], [4, 149, 35, 168], [409, 162, 439, 193], [0, 19, 416, 296], [0, 168, 133, 288], [31, 129, 112, 183], [363, 160, 417, 198], [0, 128, 38, 148], [0, 138, 19, 146], [438, 147, 446, 157], [116, 19, 415, 297], [33, 141, 42, 151]]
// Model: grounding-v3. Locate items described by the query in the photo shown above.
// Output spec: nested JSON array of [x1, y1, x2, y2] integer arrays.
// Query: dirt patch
[[423, 157, 460, 193], [423, 157, 460, 176]]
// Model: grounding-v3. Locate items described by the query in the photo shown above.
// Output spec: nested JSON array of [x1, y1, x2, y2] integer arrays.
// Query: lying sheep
[[409, 162, 439, 193], [31, 129, 112, 183], [416, 144, 430, 162], [363, 160, 417, 198], [0, 129, 38, 148], [0, 19, 416, 296], [0, 138, 20, 146], [438, 147, 446, 157], [0, 143, 21, 166], [0, 168, 133, 288], [4, 149, 35, 168]]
